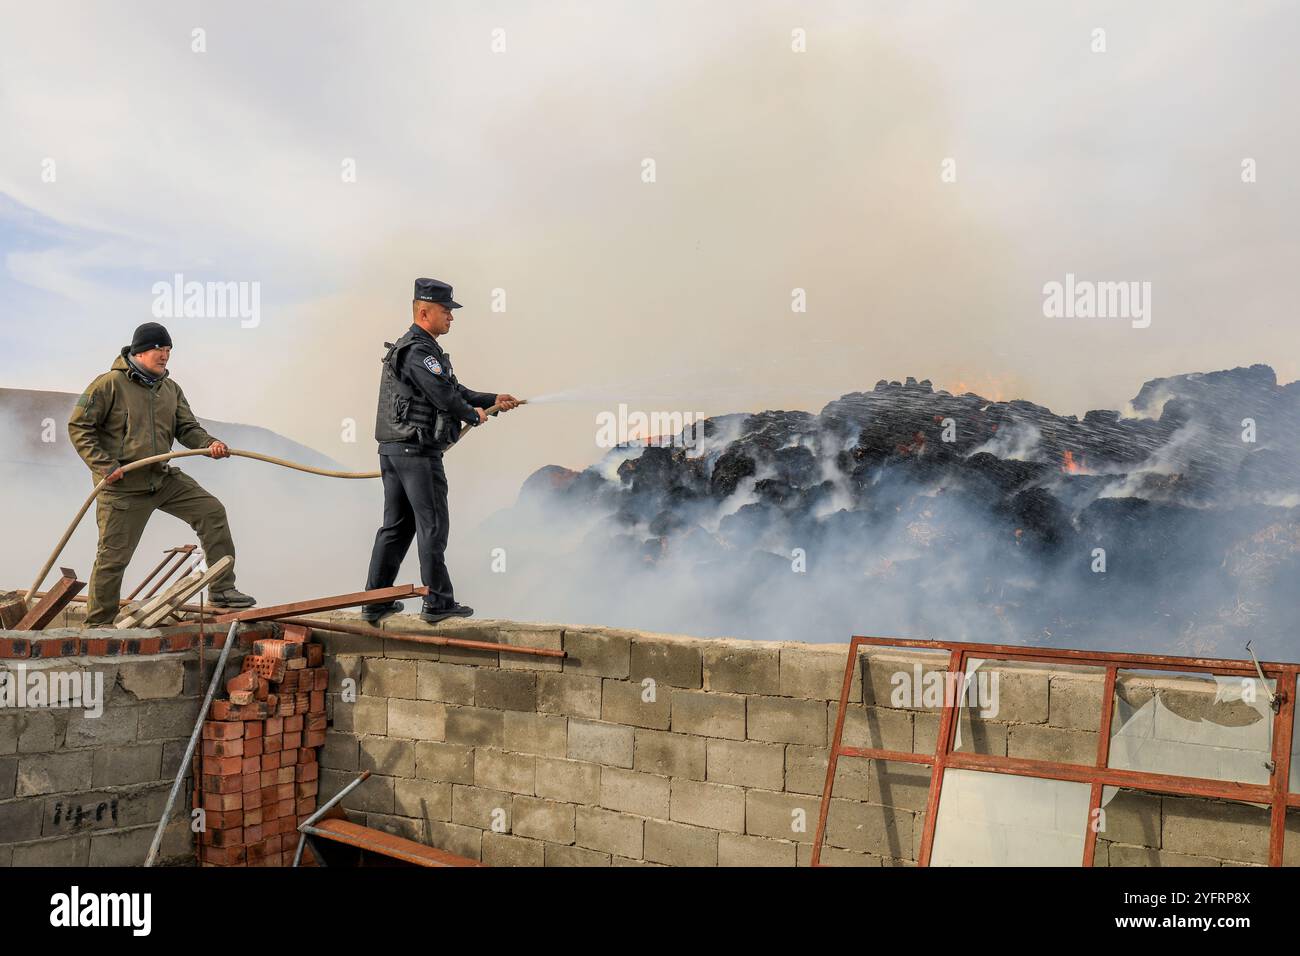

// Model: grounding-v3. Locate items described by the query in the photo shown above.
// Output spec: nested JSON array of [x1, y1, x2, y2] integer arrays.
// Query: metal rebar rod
[[282, 616, 566, 658], [144, 620, 240, 867], [127, 547, 184, 600], [143, 549, 194, 600], [292, 771, 372, 866]]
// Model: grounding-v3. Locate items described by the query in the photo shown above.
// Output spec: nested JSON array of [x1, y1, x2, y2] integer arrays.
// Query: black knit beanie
[[129, 322, 173, 354]]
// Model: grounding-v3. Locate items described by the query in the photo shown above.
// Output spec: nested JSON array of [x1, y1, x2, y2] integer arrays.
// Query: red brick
[[276, 767, 295, 786], [283, 714, 304, 733], [243, 823, 264, 843], [242, 772, 261, 794], [201, 737, 243, 758], [287, 658, 307, 671], [0, 634, 31, 658], [261, 752, 281, 771], [304, 730, 326, 748], [243, 720, 264, 739], [284, 732, 302, 750], [298, 748, 316, 764], [242, 654, 286, 682], [226, 701, 270, 720], [240, 755, 259, 774], [253, 638, 301, 660], [296, 797, 316, 815], [306, 644, 324, 667], [200, 826, 243, 847], [243, 805, 264, 827], [243, 737, 264, 758], [309, 691, 325, 713], [210, 701, 236, 721], [264, 734, 283, 753], [296, 763, 319, 782], [282, 624, 311, 644], [280, 749, 298, 767], [159, 633, 196, 653], [204, 808, 242, 830], [29, 636, 80, 658], [211, 755, 243, 776], [121, 636, 163, 655], [245, 840, 269, 865], [296, 780, 319, 799], [202, 773, 242, 794], [264, 717, 284, 736], [201, 792, 242, 812], [306, 713, 327, 731], [260, 785, 279, 803], [203, 721, 244, 740], [244, 788, 264, 810], [200, 845, 245, 866]]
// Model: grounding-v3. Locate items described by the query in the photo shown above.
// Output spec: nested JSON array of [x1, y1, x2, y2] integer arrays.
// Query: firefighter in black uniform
[[362, 278, 519, 624]]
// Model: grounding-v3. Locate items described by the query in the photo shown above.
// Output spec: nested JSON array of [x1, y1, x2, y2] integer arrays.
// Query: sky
[[2, 0, 1297, 528]]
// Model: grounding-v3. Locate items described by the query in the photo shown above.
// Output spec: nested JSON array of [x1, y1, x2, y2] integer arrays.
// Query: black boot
[[420, 602, 474, 625], [360, 601, 404, 623]]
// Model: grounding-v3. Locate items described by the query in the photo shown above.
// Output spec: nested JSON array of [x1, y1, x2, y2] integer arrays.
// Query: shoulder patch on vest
[[423, 355, 443, 375]]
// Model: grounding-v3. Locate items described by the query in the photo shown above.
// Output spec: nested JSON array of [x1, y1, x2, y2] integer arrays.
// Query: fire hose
[[25, 399, 525, 602]]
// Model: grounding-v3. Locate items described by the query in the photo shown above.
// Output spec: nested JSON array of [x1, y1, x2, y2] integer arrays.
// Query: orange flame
[[1061, 450, 1086, 474]]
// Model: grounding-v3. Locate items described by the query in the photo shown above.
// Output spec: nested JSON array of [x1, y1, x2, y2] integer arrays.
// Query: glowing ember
[[1061, 450, 1086, 474]]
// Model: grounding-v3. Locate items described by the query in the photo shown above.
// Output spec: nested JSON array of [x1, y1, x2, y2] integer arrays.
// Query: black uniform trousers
[[365, 448, 455, 609]]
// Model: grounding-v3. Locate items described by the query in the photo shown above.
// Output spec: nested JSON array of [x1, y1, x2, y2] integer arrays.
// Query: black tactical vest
[[374, 333, 438, 445]]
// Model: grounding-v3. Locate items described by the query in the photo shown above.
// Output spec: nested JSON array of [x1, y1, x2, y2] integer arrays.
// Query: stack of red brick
[[196, 624, 328, 866]]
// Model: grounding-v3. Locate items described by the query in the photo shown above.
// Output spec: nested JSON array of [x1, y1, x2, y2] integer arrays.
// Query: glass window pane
[[930, 768, 1091, 866], [1108, 670, 1275, 785], [1099, 787, 1270, 866]]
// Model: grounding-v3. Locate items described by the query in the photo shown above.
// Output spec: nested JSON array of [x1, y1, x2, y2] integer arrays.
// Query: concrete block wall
[[314, 615, 1283, 867], [1, 645, 246, 866]]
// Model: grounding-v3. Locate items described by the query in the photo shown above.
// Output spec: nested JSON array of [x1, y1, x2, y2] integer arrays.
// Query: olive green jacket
[[68, 350, 219, 494]]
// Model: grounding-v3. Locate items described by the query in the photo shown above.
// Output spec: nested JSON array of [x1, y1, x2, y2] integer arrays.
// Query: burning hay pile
[[501, 364, 1299, 653]]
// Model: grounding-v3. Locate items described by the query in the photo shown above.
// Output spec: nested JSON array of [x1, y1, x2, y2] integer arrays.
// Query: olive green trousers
[[84, 469, 238, 626]]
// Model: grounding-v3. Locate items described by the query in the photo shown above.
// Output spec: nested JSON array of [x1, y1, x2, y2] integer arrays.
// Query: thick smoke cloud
[[458, 365, 1300, 658]]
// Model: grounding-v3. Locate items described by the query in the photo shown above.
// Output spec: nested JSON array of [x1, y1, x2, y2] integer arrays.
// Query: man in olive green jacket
[[68, 322, 256, 625]]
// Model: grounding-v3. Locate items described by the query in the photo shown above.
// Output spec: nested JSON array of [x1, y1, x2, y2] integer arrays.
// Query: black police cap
[[414, 278, 462, 309]]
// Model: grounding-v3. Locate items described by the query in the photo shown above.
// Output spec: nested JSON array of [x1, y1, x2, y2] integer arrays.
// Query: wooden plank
[[212, 585, 428, 623], [116, 556, 232, 629], [309, 818, 484, 867], [15, 569, 84, 630]]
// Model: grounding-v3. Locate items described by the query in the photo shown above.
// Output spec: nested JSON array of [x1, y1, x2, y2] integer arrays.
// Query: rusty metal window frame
[[812, 636, 1300, 867]]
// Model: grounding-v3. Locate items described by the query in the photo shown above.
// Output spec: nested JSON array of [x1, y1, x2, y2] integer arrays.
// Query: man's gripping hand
[[208, 440, 231, 459], [495, 394, 521, 411]]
